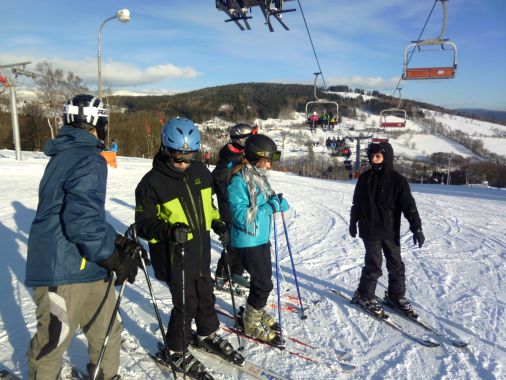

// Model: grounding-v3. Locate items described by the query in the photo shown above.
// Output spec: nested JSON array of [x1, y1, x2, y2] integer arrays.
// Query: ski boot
[[384, 291, 419, 319], [156, 343, 214, 380], [192, 330, 245, 366], [238, 305, 281, 333], [241, 303, 285, 348], [351, 291, 388, 318]]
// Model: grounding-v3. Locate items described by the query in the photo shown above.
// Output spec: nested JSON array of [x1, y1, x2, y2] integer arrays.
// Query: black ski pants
[[357, 239, 406, 300], [215, 245, 244, 278], [237, 243, 273, 309], [165, 274, 219, 352]]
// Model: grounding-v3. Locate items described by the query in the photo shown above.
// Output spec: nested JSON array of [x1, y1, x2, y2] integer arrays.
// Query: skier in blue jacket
[[228, 134, 289, 345], [26, 94, 145, 380]]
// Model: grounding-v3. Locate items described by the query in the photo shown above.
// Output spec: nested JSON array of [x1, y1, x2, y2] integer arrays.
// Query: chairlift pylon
[[402, 0, 457, 80]]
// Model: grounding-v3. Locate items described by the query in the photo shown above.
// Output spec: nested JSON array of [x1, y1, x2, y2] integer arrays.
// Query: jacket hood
[[44, 125, 103, 157], [379, 141, 394, 170]]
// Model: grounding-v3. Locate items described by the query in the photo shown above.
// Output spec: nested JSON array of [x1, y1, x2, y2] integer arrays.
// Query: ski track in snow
[[0, 153, 505, 379]]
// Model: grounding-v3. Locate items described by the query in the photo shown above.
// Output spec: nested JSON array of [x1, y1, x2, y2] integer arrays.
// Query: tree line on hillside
[[1, 64, 505, 186]]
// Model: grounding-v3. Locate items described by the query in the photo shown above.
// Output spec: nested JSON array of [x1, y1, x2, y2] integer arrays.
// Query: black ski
[[328, 288, 440, 348], [0, 369, 21, 380], [188, 344, 289, 380], [377, 296, 469, 348], [190, 331, 245, 365]]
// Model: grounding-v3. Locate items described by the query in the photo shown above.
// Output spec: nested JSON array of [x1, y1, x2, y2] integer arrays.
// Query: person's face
[[256, 158, 272, 170], [371, 153, 384, 164], [173, 161, 191, 171], [168, 149, 198, 171]]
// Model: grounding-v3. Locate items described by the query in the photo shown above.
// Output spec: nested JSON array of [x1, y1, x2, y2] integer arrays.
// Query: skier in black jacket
[[349, 141, 425, 317], [135, 117, 240, 378], [212, 123, 257, 286]]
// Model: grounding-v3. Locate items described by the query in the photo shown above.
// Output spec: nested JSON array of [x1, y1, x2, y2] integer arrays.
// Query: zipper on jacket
[[183, 175, 203, 276]]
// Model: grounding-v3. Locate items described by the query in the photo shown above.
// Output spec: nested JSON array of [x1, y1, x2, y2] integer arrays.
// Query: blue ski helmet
[[161, 117, 200, 153]]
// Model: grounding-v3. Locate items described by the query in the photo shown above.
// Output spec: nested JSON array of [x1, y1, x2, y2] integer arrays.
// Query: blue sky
[[1, 0, 505, 111]]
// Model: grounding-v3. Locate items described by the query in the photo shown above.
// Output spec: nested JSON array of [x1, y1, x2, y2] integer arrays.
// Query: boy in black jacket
[[135, 118, 240, 378], [349, 141, 425, 317]]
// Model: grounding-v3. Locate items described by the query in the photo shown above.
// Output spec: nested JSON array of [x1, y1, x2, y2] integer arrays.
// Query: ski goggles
[[257, 150, 281, 162], [168, 149, 198, 164]]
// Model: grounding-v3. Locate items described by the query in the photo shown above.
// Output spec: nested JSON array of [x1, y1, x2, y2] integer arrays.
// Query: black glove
[[212, 220, 231, 246], [99, 234, 148, 285], [413, 229, 425, 248], [170, 222, 190, 244], [349, 222, 357, 238]]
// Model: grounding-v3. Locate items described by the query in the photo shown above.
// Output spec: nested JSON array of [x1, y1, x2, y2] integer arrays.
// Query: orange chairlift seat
[[402, 0, 457, 80]]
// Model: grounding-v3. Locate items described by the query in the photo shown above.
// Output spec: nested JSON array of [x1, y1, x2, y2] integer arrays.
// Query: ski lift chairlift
[[402, 40, 457, 80], [402, 0, 457, 80], [380, 108, 407, 127], [305, 72, 339, 128], [379, 88, 406, 128]]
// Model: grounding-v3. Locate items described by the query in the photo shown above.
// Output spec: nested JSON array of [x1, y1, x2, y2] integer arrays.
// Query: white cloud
[[55, 58, 201, 86], [0, 54, 201, 87]]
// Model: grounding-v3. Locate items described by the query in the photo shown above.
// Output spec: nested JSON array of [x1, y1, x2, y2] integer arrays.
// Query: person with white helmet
[[135, 117, 243, 379], [26, 94, 145, 380], [212, 123, 258, 289]]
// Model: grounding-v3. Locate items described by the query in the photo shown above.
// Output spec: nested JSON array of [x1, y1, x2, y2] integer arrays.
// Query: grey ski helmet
[[229, 123, 258, 148]]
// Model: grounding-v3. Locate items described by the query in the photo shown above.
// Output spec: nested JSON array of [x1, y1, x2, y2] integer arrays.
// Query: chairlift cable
[[392, 0, 438, 96], [296, 0, 326, 88]]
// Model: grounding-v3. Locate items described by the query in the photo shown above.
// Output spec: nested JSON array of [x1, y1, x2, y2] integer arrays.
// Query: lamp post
[[97, 8, 130, 99], [97, 9, 130, 147]]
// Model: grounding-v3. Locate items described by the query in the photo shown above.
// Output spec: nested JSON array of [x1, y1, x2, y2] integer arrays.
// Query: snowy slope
[[1, 150, 505, 379], [207, 109, 506, 164]]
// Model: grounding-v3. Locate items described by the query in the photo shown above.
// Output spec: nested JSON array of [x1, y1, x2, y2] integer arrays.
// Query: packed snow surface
[[0, 150, 505, 379]]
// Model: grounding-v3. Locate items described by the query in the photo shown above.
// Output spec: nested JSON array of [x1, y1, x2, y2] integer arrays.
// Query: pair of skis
[[328, 288, 469, 348], [214, 303, 356, 373], [147, 340, 288, 380]]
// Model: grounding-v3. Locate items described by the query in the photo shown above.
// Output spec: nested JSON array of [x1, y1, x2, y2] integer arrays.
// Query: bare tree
[[35, 61, 89, 138]]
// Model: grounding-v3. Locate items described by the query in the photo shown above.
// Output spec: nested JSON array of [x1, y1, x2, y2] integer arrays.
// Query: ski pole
[[93, 225, 135, 380], [272, 213, 283, 339], [93, 279, 126, 380], [280, 210, 307, 320], [181, 243, 187, 380], [222, 245, 243, 350], [131, 225, 178, 379]]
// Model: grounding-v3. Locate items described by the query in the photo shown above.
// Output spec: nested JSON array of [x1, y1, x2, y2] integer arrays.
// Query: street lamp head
[[116, 9, 130, 23]]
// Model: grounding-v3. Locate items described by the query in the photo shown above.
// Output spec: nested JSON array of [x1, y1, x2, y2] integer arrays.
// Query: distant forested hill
[[455, 109, 506, 125], [108, 82, 450, 123]]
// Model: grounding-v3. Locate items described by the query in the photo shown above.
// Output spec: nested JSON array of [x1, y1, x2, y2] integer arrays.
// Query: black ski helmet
[[230, 123, 258, 148], [63, 94, 109, 140], [244, 134, 281, 164]]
